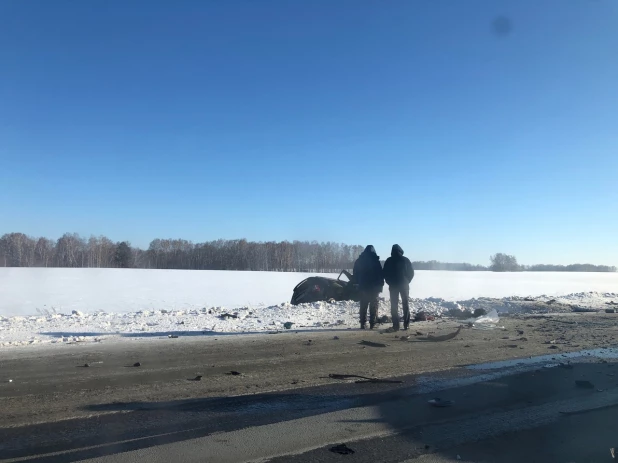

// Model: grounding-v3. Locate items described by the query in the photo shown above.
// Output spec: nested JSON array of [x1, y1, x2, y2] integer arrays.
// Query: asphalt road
[[2, 312, 618, 462]]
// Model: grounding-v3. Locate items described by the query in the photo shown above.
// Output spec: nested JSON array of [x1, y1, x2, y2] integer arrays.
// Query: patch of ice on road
[[467, 347, 618, 370], [1, 291, 616, 348]]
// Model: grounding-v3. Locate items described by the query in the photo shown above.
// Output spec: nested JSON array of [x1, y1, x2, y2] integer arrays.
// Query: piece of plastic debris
[[133, 362, 141, 367], [168, 334, 179, 338], [227, 371, 241, 376], [464, 309, 500, 330], [333, 336, 340, 340]]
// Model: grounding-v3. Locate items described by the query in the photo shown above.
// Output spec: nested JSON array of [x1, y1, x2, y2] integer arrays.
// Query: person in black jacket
[[382, 244, 414, 331], [352, 245, 384, 329]]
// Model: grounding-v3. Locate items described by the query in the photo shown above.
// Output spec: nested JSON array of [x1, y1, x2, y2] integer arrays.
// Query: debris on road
[[425, 326, 462, 342], [227, 371, 242, 376], [414, 311, 435, 322], [464, 309, 501, 330], [359, 340, 388, 348], [133, 362, 141, 367], [330, 443, 355, 455], [575, 380, 595, 389], [168, 334, 178, 338], [428, 398, 454, 407]]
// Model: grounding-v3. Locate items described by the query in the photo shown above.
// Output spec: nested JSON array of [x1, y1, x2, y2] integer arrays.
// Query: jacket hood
[[363, 245, 376, 254], [391, 244, 404, 257], [361, 245, 379, 260]]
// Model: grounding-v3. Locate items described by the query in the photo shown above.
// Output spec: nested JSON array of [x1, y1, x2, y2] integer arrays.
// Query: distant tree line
[[0, 232, 364, 273], [489, 253, 616, 273], [0, 233, 615, 272]]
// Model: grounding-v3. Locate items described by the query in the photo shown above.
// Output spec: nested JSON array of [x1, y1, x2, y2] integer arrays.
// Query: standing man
[[383, 244, 414, 331], [352, 245, 384, 329]]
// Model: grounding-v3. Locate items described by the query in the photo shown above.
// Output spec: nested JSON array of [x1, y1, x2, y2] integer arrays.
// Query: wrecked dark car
[[290, 270, 360, 305]]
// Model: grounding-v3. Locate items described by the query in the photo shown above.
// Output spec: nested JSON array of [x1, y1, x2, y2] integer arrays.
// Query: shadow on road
[[4, 360, 618, 463]]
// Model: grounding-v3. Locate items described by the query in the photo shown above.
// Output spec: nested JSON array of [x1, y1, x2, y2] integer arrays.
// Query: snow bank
[[2, 268, 618, 317], [1, 291, 616, 348]]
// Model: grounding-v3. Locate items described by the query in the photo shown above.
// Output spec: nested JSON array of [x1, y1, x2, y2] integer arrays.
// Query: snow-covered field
[[1, 268, 617, 348]]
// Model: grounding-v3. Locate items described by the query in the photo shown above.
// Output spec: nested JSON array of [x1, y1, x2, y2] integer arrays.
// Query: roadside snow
[[1, 291, 616, 348]]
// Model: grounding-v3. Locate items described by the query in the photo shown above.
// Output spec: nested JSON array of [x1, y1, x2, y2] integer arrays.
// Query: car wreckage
[[290, 270, 360, 305]]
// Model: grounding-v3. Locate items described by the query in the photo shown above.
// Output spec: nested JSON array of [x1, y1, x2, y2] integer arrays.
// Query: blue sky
[[1, 0, 617, 266]]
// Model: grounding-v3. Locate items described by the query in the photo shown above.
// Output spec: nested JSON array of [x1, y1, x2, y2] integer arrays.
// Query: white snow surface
[[1, 268, 617, 348]]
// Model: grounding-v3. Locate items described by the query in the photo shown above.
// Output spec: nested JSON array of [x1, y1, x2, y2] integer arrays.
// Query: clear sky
[[1, 0, 617, 266]]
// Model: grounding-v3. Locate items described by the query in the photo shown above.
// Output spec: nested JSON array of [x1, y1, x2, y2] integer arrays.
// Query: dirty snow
[[1, 291, 617, 348]]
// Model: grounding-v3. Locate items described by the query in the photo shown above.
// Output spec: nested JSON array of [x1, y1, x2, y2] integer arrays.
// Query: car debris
[[359, 340, 388, 348]]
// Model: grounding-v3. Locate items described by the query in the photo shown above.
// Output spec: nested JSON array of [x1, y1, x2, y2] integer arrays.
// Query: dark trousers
[[389, 285, 410, 328], [359, 290, 379, 325]]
